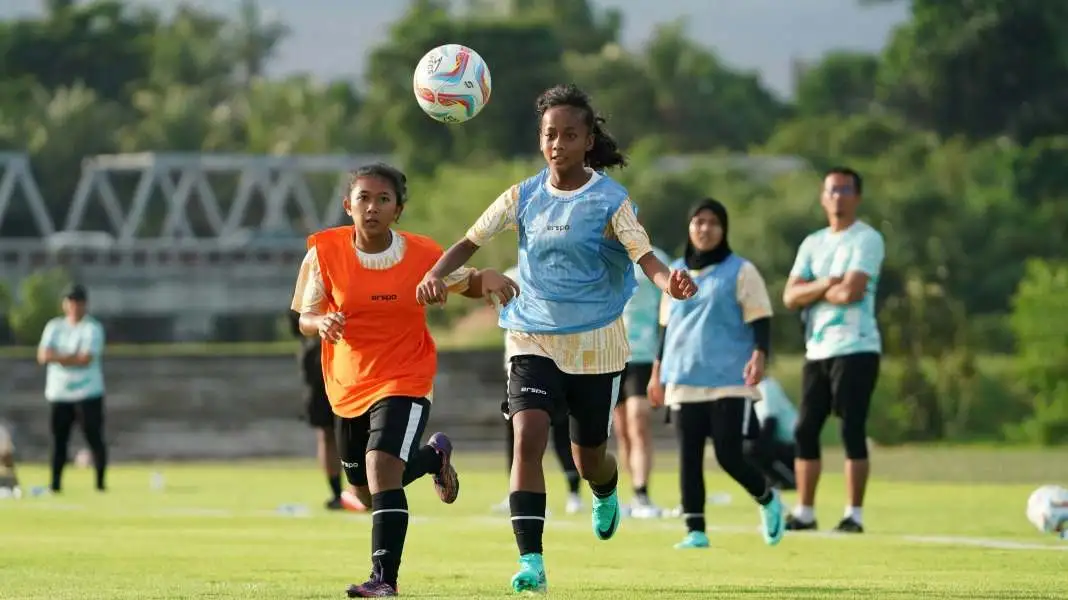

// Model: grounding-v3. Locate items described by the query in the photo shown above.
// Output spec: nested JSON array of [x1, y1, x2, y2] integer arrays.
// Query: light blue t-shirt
[[623, 246, 670, 364], [38, 316, 106, 402], [755, 377, 798, 444], [790, 221, 884, 361]]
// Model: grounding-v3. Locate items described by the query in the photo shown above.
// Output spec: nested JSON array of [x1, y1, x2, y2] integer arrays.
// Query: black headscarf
[[684, 198, 732, 270]]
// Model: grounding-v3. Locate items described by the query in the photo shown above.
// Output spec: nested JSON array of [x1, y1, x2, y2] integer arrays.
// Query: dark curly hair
[[348, 162, 408, 206], [536, 84, 627, 171]]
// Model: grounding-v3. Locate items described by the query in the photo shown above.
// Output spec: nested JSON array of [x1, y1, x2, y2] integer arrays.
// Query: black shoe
[[325, 497, 344, 511], [784, 513, 818, 531], [834, 517, 864, 533], [346, 578, 398, 597]]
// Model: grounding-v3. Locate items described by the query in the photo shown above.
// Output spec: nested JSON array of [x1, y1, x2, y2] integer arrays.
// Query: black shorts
[[506, 354, 623, 448], [304, 383, 335, 429], [618, 362, 653, 403], [801, 352, 881, 422], [335, 396, 431, 487]]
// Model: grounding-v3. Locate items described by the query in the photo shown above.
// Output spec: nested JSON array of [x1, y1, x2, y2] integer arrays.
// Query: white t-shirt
[[38, 316, 106, 402]]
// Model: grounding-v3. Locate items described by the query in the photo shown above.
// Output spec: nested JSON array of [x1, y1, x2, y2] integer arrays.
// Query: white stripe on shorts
[[741, 398, 752, 436], [606, 372, 622, 437], [399, 401, 424, 461]]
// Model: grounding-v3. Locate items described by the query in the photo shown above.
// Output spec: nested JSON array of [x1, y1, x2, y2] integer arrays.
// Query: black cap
[[63, 284, 88, 302]]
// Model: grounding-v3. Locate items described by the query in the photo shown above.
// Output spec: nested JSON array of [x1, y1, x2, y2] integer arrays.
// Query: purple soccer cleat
[[427, 432, 460, 504], [346, 579, 397, 598]]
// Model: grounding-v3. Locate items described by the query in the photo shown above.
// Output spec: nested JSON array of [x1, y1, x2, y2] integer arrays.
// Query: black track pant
[[675, 398, 768, 533], [50, 396, 107, 491]]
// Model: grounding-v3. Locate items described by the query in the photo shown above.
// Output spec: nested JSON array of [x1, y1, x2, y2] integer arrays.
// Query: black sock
[[328, 474, 342, 499], [371, 489, 408, 587], [755, 488, 773, 506], [510, 491, 546, 556], [589, 469, 618, 499], [685, 513, 706, 533], [90, 447, 107, 490], [634, 485, 648, 500], [565, 471, 580, 495], [401, 445, 443, 486], [50, 450, 65, 492]]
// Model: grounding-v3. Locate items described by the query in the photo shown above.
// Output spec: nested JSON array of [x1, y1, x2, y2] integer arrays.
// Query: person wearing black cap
[[648, 199, 785, 550], [36, 283, 108, 492]]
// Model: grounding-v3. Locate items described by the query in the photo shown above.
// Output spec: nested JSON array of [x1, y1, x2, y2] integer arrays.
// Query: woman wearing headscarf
[[648, 199, 786, 550]]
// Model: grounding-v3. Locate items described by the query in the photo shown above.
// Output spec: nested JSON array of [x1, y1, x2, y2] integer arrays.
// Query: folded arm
[[783, 276, 835, 310], [37, 348, 92, 367], [36, 321, 99, 367], [822, 231, 884, 306], [824, 272, 870, 305]]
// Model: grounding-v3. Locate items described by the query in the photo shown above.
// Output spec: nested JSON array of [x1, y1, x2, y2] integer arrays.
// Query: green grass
[[2, 448, 1066, 599]]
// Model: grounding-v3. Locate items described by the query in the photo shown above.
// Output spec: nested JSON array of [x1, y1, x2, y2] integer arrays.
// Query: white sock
[[792, 505, 815, 522], [845, 506, 863, 524]]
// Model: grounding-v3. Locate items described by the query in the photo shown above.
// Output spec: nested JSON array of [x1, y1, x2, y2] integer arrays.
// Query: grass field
[[2, 448, 1066, 599]]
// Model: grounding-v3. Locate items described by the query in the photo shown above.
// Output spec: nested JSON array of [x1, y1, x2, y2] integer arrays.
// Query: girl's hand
[[479, 269, 520, 307], [417, 273, 449, 305], [318, 312, 345, 343], [668, 269, 698, 300]]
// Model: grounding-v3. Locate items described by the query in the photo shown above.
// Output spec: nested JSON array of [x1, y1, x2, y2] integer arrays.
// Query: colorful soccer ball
[[412, 44, 492, 124], [1026, 484, 1068, 535]]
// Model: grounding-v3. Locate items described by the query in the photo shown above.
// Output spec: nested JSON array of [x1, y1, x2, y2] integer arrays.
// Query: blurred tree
[[7, 268, 70, 345], [877, 0, 1068, 142], [794, 51, 880, 117], [229, 0, 291, 87], [0, 1, 155, 103], [1006, 259, 1068, 444], [641, 20, 786, 152], [504, 0, 622, 55]]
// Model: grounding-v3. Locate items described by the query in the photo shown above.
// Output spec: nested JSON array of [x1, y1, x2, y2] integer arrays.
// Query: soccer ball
[[412, 44, 492, 124], [1025, 484, 1068, 535]]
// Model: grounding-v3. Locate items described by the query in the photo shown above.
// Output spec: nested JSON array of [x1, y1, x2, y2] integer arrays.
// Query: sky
[[3, 0, 910, 97]]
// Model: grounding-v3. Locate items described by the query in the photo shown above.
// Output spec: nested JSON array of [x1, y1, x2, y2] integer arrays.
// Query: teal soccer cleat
[[674, 530, 710, 549], [510, 553, 547, 594], [591, 489, 621, 541], [760, 489, 785, 546]]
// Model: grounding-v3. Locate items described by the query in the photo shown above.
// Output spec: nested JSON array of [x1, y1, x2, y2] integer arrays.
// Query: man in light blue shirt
[[782, 167, 884, 534], [36, 284, 108, 493]]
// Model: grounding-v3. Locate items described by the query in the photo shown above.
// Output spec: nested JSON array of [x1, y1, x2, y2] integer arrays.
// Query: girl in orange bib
[[291, 163, 516, 598]]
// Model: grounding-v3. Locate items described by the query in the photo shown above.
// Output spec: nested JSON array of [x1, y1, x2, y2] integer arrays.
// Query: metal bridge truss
[[63, 152, 383, 243], [0, 152, 391, 275], [0, 152, 56, 237]]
